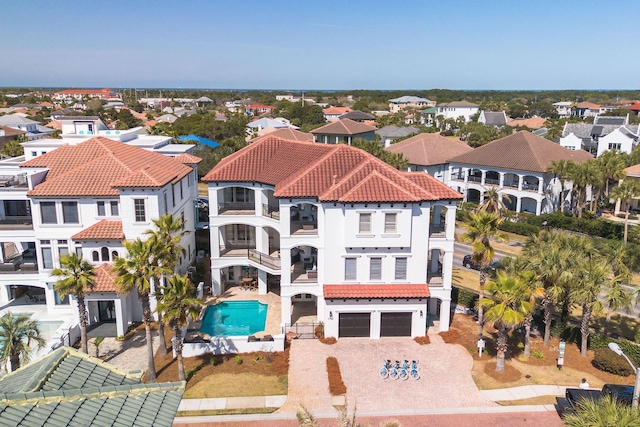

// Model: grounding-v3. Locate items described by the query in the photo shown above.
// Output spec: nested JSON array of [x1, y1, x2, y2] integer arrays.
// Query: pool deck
[[189, 287, 282, 339]]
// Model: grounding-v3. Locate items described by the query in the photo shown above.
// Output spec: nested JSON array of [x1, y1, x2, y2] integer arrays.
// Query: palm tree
[[113, 238, 170, 382], [570, 259, 612, 357], [569, 160, 601, 217], [482, 271, 534, 372], [563, 395, 640, 426], [156, 275, 202, 381], [611, 180, 640, 243], [546, 159, 575, 213], [596, 150, 627, 201], [0, 312, 45, 371], [478, 186, 511, 216], [52, 253, 96, 354], [461, 211, 508, 338], [145, 214, 188, 356]]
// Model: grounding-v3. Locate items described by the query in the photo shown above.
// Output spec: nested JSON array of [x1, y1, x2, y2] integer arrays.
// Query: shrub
[[592, 348, 633, 377], [186, 368, 196, 380], [532, 350, 544, 360], [210, 356, 221, 366], [452, 288, 478, 309], [635, 328, 640, 344], [550, 322, 581, 344], [498, 220, 540, 236], [254, 354, 262, 362], [234, 355, 243, 365], [326, 357, 346, 395]]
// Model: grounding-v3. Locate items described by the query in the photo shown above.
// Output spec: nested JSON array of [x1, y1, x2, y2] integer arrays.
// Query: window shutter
[[345, 258, 357, 280], [395, 258, 407, 280], [370, 257, 382, 280]]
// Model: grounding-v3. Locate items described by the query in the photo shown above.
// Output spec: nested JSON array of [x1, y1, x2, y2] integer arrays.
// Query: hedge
[[452, 287, 478, 309], [498, 220, 540, 236], [592, 348, 634, 376], [526, 212, 624, 240]]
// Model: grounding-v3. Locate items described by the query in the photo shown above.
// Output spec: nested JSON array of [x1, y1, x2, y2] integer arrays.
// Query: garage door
[[380, 312, 412, 337], [339, 313, 371, 337]]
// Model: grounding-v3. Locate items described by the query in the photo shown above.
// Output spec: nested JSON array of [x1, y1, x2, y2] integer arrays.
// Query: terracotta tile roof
[[628, 103, 640, 112], [203, 136, 461, 202], [0, 126, 26, 137], [45, 120, 62, 130], [310, 118, 377, 135], [72, 220, 124, 240], [324, 284, 430, 299], [93, 263, 118, 292], [21, 137, 192, 197], [448, 131, 594, 173], [576, 102, 600, 109], [145, 119, 158, 127], [251, 128, 313, 142], [624, 164, 640, 177], [385, 133, 473, 166], [173, 153, 203, 164], [507, 117, 546, 129], [323, 107, 352, 115]]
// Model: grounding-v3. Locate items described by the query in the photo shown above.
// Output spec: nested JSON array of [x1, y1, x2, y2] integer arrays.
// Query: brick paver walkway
[[279, 334, 495, 414], [96, 330, 161, 372]]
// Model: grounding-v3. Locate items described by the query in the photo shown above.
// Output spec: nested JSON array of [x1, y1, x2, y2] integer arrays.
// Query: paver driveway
[[279, 334, 495, 413]]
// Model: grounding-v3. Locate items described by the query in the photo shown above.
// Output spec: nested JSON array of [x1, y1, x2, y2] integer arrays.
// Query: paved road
[[453, 242, 509, 271]]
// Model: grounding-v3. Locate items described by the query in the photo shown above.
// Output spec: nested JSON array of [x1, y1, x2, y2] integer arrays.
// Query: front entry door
[[98, 301, 116, 322]]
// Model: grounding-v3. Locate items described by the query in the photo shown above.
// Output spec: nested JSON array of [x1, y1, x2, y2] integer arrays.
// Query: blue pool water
[[200, 300, 268, 336]]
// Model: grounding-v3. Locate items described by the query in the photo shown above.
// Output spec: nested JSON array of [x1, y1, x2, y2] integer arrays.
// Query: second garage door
[[380, 312, 412, 337], [339, 313, 371, 337]]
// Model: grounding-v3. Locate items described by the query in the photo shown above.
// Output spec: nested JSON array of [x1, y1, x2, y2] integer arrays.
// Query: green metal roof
[[0, 347, 184, 427]]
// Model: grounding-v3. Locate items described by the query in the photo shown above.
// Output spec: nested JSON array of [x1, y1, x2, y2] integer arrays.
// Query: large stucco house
[[446, 131, 593, 214], [203, 136, 462, 338]]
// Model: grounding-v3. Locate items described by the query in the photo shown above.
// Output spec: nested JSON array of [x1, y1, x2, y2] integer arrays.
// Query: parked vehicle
[[557, 384, 635, 416], [462, 255, 500, 271]]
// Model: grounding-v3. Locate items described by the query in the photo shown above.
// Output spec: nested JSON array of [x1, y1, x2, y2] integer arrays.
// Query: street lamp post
[[608, 342, 640, 409]]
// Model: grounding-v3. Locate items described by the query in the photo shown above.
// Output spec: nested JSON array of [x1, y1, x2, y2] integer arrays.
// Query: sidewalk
[[177, 384, 568, 413]]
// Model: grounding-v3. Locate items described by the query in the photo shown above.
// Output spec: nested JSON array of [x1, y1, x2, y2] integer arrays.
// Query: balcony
[[450, 174, 464, 181], [467, 175, 482, 183], [291, 262, 318, 284], [218, 202, 255, 215], [0, 216, 33, 230], [248, 249, 281, 270], [291, 221, 318, 235], [484, 178, 499, 185], [0, 253, 39, 274], [522, 183, 539, 192], [427, 271, 443, 287], [262, 204, 280, 220], [429, 224, 446, 237]]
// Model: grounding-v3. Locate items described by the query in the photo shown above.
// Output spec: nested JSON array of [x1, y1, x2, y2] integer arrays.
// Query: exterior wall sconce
[[329, 311, 333, 320], [420, 310, 423, 318]]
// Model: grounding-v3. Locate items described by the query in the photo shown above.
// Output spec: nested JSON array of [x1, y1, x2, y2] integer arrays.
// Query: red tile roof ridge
[[93, 262, 118, 292], [174, 153, 202, 164], [335, 169, 420, 202], [71, 219, 124, 240]]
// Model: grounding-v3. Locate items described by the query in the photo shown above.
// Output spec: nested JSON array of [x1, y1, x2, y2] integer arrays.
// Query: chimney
[[332, 174, 338, 186]]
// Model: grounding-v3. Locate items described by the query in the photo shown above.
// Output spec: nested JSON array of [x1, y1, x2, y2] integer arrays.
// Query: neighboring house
[[250, 128, 313, 143], [53, 88, 121, 102], [628, 102, 640, 116], [573, 102, 600, 118], [616, 164, 640, 214], [196, 96, 214, 106], [0, 346, 184, 425], [311, 118, 377, 144], [203, 136, 462, 338], [422, 106, 437, 126], [22, 116, 195, 160], [0, 137, 200, 341], [246, 104, 275, 116], [156, 113, 178, 123], [224, 100, 244, 113], [478, 111, 508, 126], [323, 106, 352, 122], [385, 133, 473, 182], [0, 126, 27, 150], [0, 115, 54, 141], [436, 101, 479, 122], [246, 118, 297, 135], [559, 115, 638, 157], [339, 110, 376, 123], [553, 101, 573, 118], [447, 131, 593, 214], [388, 96, 433, 113], [376, 125, 420, 147]]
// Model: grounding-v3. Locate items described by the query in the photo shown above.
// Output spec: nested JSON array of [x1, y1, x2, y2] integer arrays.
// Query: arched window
[[101, 247, 109, 261], [111, 251, 118, 260], [92, 251, 99, 262]]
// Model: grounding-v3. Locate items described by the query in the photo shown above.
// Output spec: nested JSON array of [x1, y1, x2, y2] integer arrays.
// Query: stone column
[[281, 295, 292, 325], [115, 298, 126, 337], [439, 298, 451, 332], [257, 269, 267, 295], [211, 267, 222, 296]]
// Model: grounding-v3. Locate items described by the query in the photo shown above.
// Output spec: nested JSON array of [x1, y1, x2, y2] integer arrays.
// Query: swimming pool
[[200, 300, 268, 337]]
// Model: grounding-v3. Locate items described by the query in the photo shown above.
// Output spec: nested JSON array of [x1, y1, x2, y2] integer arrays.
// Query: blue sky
[[2, 0, 639, 90]]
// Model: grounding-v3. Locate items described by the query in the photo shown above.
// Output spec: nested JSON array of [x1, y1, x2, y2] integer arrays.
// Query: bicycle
[[389, 360, 401, 380], [379, 359, 392, 379], [398, 360, 409, 381], [409, 359, 420, 380]]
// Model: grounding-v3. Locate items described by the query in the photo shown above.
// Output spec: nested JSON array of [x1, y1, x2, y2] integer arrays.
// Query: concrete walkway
[[480, 385, 569, 401]]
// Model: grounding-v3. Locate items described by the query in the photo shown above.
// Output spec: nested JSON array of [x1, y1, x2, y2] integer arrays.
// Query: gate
[[283, 322, 321, 339]]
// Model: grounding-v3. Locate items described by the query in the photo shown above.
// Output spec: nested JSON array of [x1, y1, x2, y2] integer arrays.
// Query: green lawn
[[183, 373, 288, 398]]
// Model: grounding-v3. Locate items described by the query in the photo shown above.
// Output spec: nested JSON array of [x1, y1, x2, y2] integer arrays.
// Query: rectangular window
[[395, 257, 407, 280], [54, 289, 69, 305], [110, 201, 119, 216], [75, 247, 83, 258], [41, 202, 57, 224], [180, 180, 184, 200], [359, 213, 371, 234], [41, 247, 53, 269], [62, 202, 79, 224], [134, 199, 146, 222], [172, 185, 176, 207], [97, 201, 106, 216], [385, 213, 397, 233], [345, 258, 357, 281], [370, 257, 382, 280]]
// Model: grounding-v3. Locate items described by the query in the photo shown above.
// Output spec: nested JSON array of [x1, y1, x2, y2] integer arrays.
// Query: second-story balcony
[[0, 251, 39, 274], [429, 224, 446, 237], [262, 204, 280, 220], [218, 202, 255, 215], [522, 182, 539, 192], [427, 271, 443, 287], [0, 216, 33, 230], [467, 175, 482, 183]]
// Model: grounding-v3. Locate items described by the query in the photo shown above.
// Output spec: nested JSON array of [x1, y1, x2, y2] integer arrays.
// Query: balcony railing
[[522, 183, 539, 192], [451, 174, 464, 181], [248, 248, 281, 270], [467, 175, 482, 183], [0, 216, 33, 229], [291, 221, 318, 235], [262, 204, 280, 220], [0, 255, 39, 274], [485, 178, 499, 185], [218, 202, 255, 214], [427, 271, 443, 287], [429, 224, 446, 237]]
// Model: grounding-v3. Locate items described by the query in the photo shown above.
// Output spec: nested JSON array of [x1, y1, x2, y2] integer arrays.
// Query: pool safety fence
[[282, 322, 322, 339]]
